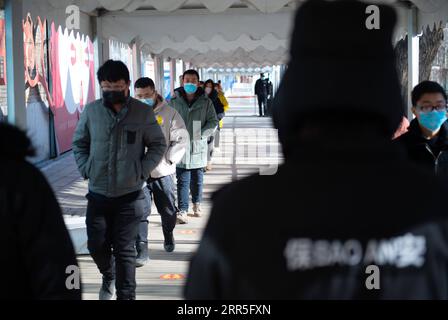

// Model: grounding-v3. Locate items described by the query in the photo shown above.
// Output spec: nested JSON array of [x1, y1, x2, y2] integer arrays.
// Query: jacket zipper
[[112, 116, 119, 196], [425, 144, 443, 175]]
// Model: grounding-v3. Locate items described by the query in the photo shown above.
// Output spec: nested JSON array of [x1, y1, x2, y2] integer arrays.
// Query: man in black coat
[[0, 123, 81, 299], [254, 73, 268, 117], [184, 0, 448, 299], [396, 81, 448, 178]]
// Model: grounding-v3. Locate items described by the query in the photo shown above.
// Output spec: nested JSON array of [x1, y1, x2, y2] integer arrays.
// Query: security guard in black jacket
[[396, 81, 448, 178], [184, 0, 448, 300]]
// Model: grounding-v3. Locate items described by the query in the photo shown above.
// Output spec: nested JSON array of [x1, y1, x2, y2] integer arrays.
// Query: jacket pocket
[[190, 138, 207, 167], [134, 160, 145, 182], [127, 130, 137, 144], [118, 124, 143, 160], [116, 159, 141, 190], [191, 138, 206, 154], [87, 159, 108, 191], [83, 155, 94, 179]]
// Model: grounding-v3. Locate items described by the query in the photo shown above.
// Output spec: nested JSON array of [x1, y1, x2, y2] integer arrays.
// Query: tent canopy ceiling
[[34, 0, 448, 67], [45, 0, 447, 14]]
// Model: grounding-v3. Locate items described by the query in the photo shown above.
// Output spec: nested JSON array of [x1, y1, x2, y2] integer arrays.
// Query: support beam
[[170, 58, 176, 95], [131, 37, 142, 84], [407, 5, 419, 119], [5, 0, 26, 129], [153, 55, 164, 96], [92, 14, 106, 99]]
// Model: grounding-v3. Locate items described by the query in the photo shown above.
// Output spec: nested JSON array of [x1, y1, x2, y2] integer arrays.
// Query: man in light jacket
[[72, 60, 166, 300], [134, 77, 187, 266]]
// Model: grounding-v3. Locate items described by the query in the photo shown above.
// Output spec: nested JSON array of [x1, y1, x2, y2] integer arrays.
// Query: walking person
[[204, 79, 225, 171], [396, 81, 448, 178], [134, 77, 187, 266], [72, 60, 166, 300], [214, 82, 229, 147], [169, 70, 218, 224]]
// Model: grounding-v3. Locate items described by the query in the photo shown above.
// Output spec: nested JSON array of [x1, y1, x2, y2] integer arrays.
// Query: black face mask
[[102, 90, 127, 107]]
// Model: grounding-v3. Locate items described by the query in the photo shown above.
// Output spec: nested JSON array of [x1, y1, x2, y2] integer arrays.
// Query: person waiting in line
[[204, 79, 225, 171], [72, 60, 166, 300], [173, 75, 184, 96], [214, 82, 228, 109], [254, 73, 268, 117], [133, 77, 187, 267], [395, 81, 448, 178], [265, 77, 274, 116], [169, 69, 218, 224], [214, 82, 229, 148], [185, 0, 448, 299], [0, 123, 81, 300]]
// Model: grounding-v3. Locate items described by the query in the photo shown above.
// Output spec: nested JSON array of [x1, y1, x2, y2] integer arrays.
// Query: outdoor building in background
[[430, 25, 448, 93]]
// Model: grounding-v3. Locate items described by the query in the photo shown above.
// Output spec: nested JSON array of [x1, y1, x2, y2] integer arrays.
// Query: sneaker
[[192, 203, 202, 217], [135, 242, 149, 268], [99, 276, 116, 300], [176, 210, 189, 224], [163, 231, 175, 252]]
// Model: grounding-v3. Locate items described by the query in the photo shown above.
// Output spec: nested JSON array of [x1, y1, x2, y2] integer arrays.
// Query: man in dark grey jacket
[[72, 60, 166, 300]]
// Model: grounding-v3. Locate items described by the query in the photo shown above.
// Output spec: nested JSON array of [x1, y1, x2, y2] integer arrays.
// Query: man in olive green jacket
[[169, 69, 218, 224], [72, 60, 166, 300]]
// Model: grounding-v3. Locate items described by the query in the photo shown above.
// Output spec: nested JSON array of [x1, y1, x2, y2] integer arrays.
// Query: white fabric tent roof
[[105, 10, 291, 67], [49, 0, 298, 14], [37, 0, 448, 67], [46, 0, 447, 14]]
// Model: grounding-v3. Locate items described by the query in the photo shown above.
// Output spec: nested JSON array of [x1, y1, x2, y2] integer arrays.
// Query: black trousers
[[86, 190, 145, 300], [137, 175, 178, 244], [257, 95, 267, 116]]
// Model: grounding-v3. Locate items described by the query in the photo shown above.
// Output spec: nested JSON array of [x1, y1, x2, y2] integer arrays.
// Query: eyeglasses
[[416, 104, 448, 113]]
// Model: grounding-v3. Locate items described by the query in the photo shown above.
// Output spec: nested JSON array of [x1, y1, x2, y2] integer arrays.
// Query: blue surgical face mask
[[418, 110, 447, 132], [184, 83, 197, 94], [140, 98, 155, 107]]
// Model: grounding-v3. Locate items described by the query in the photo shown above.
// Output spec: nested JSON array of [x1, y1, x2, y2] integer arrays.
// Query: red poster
[[49, 22, 96, 153], [0, 19, 6, 86]]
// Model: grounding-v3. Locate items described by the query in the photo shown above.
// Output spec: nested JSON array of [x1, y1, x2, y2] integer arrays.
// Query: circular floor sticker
[[179, 230, 196, 235], [160, 274, 185, 280]]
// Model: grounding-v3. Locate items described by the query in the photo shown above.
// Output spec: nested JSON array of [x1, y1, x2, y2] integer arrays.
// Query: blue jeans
[[176, 167, 204, 212]]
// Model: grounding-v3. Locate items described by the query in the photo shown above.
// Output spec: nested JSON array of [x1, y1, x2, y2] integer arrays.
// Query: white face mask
[[205, 87, 212, 95]]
